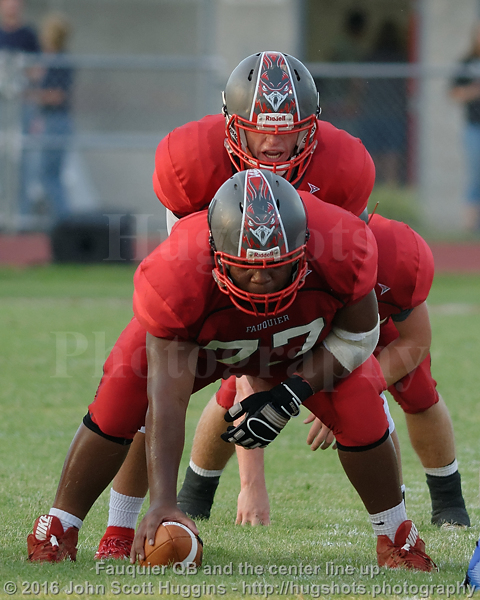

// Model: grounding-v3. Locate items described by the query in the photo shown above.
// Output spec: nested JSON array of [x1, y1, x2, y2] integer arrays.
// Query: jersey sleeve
[[133, 213, 214, 339], [133, 265, 188, 340], [152, 114, 232, 218], [370, 214, 434, 320], [339, 221, 378, 305], [346, 141, 376, 216], [301, 191, 378, 305], [390, 308, 414, 322], [302, 122, 375, 216]]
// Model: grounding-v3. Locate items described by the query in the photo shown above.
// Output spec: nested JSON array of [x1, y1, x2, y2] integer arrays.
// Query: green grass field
[[1, 266, 480, 599]]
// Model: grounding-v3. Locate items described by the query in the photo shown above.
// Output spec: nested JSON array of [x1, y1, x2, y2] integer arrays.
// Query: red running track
[[0, 234, 479, 273]]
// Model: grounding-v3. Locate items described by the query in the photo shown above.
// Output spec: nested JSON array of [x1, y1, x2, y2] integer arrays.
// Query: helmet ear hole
[[247, 69, 254, 81]]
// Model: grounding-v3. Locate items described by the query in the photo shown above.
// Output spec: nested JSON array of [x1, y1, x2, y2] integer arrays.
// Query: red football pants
[[89, 317, 388, 448]]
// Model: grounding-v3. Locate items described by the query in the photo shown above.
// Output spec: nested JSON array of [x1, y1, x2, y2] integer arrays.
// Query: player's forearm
[[295, 344, 349, 393], [377, 303, 431, 386], [376, 340, 428, 387], [145, 397, 187, 506], [237, 446, 266, 488], [236, 445, 270, 526], [144, 334, 197, 507]]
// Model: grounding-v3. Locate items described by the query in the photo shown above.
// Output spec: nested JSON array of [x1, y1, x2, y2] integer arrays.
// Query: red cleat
[[94, 526, 134, 560], [377, 520, 437, 572], [27, 515, 78, 562]]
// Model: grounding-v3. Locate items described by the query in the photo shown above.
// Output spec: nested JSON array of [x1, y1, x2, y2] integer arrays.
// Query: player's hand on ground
[[131, 503, 198, 563], [304, 413, 337, 451], [236, 484, 271, 526]]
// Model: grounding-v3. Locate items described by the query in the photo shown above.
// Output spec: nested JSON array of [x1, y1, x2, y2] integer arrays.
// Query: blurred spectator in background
[[0, 0, 41, 226], [0, 0, 38, 51], [330, 8, 368, 63], [321, 8, 369, 137], [35, 12, 74, 224], [450, 22, 480, 233], [360, 19, 409, 187]]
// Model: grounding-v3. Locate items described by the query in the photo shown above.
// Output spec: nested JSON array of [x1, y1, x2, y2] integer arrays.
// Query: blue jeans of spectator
[[464, 122, 480, 206], [40, 111, 72, 221], [19, 102, 42, 216]]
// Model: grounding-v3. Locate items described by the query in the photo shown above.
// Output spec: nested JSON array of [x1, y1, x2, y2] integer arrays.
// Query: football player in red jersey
[[231, 213, 470, 529], [27, 170, 436, 571], [154, 51, 375, 221], [93, 51, 467, 558], [94, 49, 377, 558]]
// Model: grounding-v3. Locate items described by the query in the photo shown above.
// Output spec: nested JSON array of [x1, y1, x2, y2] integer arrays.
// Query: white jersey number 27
[[203, 317, 325, 365]]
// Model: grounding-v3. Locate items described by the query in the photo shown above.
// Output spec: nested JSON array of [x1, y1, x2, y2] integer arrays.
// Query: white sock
[[369, 500, 407, 542], [49, 508, 83, 532], [424, 459, 458, 478], [189, 459, 224, 478], [107, 489, 145, 529]]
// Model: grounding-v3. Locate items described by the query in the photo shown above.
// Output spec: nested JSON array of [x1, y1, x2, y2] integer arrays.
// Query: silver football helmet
[[208, 169, 308, 316], [222, 51, 321, 185]]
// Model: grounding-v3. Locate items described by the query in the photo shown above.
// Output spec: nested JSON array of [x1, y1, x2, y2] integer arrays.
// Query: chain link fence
[[0, 51, 223, 235], [0, 54, 464, 235], [310, 63, 414, 185]]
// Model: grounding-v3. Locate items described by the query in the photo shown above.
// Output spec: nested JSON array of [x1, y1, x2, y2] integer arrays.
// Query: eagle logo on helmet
[[240, 170, 287, 259], [252, 53, 298, 121]]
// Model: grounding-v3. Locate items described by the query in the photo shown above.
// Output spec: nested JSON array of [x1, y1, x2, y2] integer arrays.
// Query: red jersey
[[153, 114, 375, 218], [133, 192, 378, 387], [369, 214, 434, 323]]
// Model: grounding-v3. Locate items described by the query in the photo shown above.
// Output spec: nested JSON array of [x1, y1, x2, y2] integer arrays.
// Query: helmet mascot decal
[[223, 51, 321, 184], [208, 168, 309, 316]]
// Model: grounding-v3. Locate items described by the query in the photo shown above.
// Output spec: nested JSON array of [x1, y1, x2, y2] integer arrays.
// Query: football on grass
[[140, 522, 203, 567]]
